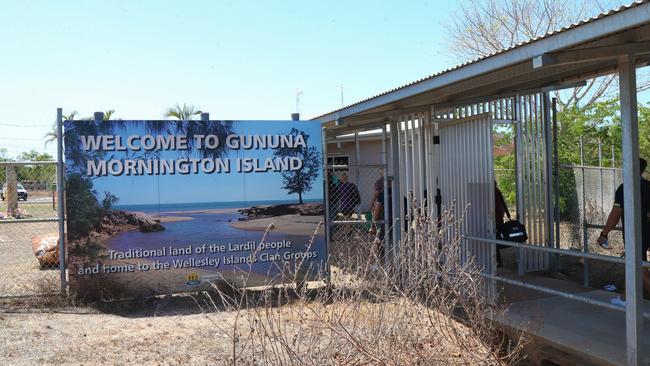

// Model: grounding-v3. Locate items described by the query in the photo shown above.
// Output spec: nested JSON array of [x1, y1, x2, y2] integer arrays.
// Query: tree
[[164, 104, 202, 120], [45, 110, 117, 148], [62, 110, 123, 176], [66, 173, 103, 239], [274, 128, 321, 204], [443, 0, 629, 108], [101, 191, 119, 212], [45, 111, 78, 148], [15, 150, 55, 190]]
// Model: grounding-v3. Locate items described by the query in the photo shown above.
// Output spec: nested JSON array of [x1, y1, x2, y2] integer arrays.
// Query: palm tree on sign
[[164, 103, 202, 120], [45, 111, 78, 147], [146, 104, 232, 159]]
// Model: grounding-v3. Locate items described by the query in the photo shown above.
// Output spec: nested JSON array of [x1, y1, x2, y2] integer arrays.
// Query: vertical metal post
[[56, 108, 66, 294], [382, 125, 390, 253], [619, 53, 643, 366], [543, 93, 556, 271], [599, 139, 604, 224], [390, 120, 402, 256], [419, 113, 427, 215], [322, 127, 331, 281], [553, 98, 561, 251], [354, 132, 360, 186], [612, 145, 616, 168], [514, 95, 525, 275], [581, 138, 589, 288]]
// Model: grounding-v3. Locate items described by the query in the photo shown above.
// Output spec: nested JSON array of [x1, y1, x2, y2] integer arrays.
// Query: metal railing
[[465, 235, 650, 318]]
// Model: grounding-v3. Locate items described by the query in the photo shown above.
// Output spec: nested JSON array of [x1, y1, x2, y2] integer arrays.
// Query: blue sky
[[0, 0, 458, 158], [70, 120, 324, 205]]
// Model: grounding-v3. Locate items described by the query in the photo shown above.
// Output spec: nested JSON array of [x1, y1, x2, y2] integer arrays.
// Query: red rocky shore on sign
[[103, 210, 166, 234], [73, 210, 165, 245]]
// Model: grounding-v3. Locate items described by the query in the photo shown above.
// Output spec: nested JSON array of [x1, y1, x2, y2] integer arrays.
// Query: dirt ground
[[0, 295, 238, 365], [0, 288, 501, 366], [0, 221, 59, 297]]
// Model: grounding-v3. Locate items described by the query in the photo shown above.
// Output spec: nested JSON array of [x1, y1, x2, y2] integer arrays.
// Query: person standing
[[337, 173, 360, 217], [369, 169, 390, 235], [598, 158, 650, 306]]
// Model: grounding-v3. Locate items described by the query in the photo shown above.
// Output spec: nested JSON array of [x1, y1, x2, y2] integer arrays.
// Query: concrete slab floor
[[494, 273, 650, 365]]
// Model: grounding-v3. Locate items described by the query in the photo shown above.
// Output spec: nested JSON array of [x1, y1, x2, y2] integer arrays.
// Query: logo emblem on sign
[[186, 273, 200, 286]]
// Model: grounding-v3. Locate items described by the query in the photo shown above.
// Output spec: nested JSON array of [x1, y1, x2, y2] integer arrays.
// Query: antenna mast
[[295, 89, 303, 113]]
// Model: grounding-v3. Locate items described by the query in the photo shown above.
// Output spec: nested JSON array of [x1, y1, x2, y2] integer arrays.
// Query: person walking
[[598, 158, 650, 306]]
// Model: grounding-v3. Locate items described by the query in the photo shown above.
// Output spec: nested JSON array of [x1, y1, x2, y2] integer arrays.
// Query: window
[[327, 155, 349, 170]]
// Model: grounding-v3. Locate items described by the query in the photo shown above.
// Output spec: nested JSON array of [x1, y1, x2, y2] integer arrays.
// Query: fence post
[[389, 119, 402, 259], [56, 108, 66, 295], [5, 164, 18, 212], [579, 138, 589, 287], [322, 127, 331, 281], [599, 140, 604, 224]]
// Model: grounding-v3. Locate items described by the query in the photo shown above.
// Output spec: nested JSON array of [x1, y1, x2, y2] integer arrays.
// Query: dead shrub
[[194, 205, 528, 365]]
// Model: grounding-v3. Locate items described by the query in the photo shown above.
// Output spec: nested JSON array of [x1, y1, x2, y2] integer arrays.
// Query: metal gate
[[515, 93, 550, 273], [438, 115, 496, 278]]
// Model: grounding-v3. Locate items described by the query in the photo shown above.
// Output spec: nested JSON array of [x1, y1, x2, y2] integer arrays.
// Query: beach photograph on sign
[[64, 119, 325, 298]]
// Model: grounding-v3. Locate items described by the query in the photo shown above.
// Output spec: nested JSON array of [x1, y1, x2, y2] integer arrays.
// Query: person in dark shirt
[[337, 173, 360, 217], [598, 158, 650, 306], [495, 184, 510, 267]]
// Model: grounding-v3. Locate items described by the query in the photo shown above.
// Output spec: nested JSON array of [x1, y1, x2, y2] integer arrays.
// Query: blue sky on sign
[[76, 120, 324, 205], [0, 0, 457, 157]]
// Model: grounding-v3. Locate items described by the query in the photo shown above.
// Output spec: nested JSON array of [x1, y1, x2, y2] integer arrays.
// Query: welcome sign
[[64, 120, 326, 298]]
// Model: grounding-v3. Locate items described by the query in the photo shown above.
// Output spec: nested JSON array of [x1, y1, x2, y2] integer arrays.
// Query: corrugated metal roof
[[312, 0, 648, 121]]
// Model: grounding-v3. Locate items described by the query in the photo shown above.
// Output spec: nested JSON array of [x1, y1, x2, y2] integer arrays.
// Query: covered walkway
[[315, 2, 650, 364]]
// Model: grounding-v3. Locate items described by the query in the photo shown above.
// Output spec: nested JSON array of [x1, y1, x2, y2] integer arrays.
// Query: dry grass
[[0, 206, 528, 365], [193, 205, 527, 365]]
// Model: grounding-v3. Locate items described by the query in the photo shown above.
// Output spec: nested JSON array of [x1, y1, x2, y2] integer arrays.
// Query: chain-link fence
[[326, 163, 388, 268], [558, 164, 623, 250], [0, 161, 60, 297]]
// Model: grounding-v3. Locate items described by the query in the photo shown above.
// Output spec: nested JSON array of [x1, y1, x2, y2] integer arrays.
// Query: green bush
[[66, 173, 103, 240]]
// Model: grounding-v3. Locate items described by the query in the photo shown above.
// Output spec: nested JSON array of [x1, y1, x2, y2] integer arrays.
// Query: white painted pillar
[[619, 54, 643, 366]]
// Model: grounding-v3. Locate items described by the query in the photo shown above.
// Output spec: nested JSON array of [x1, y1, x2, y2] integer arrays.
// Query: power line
[[1, 123, 51, 128], [0, 137, 46, 141]]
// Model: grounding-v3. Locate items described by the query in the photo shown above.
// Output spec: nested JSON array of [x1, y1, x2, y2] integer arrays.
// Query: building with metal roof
[[316, 1, 650, 364]]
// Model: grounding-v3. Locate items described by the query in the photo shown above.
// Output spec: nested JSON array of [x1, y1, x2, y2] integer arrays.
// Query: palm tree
[[147, 105, 233, 159], [164, 104, 202, 120], [102, 109, 115, 121], [44, 111, 78, 147]]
